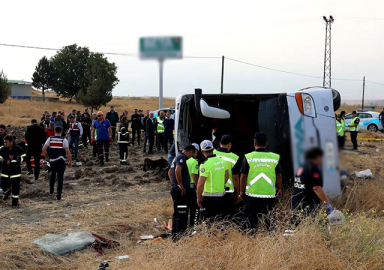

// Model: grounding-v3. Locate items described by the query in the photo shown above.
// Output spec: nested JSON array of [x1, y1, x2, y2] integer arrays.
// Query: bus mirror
[[200, 99, 231, 119]]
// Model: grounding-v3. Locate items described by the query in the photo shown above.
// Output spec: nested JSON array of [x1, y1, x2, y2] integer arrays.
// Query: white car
[[344, 111, 383, 132]]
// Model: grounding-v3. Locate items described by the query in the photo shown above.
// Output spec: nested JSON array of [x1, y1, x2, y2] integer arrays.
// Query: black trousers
[[1, 175, 21, 206], [93, 142, 97, 157], [156, 133, 165, 150], [131, 128, 141, 145], [222, 192, 239, 221], [187, 187, 199, 228], [50, 159, 66, 197], [97, 139, 110, 163], [111, 126, 117, 139], [119, 143, 128, 162], [143, 133, 148, 153], [171, 187, 189, 241], [164, 132, 173, 153], [244, 196, 276, 232], [82, 128, 91, 147], [337, 135, 345, 149], [350, 131, 358, 149], [201, 196, 224, 223], [148, 135, 154, 154], [26, 150, 41, 179]]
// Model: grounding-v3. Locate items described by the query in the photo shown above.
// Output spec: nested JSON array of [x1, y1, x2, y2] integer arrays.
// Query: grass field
[[0, 98, 383, 269]]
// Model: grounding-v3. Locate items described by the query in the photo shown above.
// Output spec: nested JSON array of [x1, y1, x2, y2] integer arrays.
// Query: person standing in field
[[92, 111, 112, 166], [81, 112, 92, 150], [25, 119, 46, 181], [145, 112, 156, 155], [131, 109, 142, 146], [0, 135, 27, 207], [43, 126, 72, 201], [67, 115, 83, 159], [0, 124, 7, 147], [164, 111, 175, 154], [106, 106, 119, 140]]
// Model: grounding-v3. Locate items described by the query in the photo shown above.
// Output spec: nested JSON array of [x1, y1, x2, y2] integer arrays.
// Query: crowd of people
[[0, 106, 175, 207], [168, 133, 333, 241]]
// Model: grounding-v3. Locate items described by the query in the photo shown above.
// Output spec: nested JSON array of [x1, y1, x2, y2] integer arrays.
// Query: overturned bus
[[174, 87, 342, 198]]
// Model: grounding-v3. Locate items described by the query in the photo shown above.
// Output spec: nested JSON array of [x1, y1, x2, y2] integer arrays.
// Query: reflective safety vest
[[187, 157, 199, 184], [213, 149, 239, 192], [117, 131, 129, 143], [48, 136, 66, 160], [156, 117, 165, 133], [336, 120, 344, 136], [350, 116, 360, 131], [245, 151, 280, 198], [199, 155, 228, 196], [69, 122, 80, 137], [341, 118, 346, 131]]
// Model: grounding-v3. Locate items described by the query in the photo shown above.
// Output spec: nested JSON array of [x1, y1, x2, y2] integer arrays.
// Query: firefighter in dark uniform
[[42, 126, 72, 200], [117, 126, 129, 165], [0, 135, 27, 207]]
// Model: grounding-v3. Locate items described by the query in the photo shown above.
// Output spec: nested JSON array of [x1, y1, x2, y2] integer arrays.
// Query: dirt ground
[[1, 120, 384, 269]]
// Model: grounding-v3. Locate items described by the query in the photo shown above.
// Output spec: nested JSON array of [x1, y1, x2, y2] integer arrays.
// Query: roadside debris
[[116, 255, 130, 261], [96, 260, 110, 270], [352, 169, 373, 179], [327, 210, 346, 226], [137, 219, 172, 244]]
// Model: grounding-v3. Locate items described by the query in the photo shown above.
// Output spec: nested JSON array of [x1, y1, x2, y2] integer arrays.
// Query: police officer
[[349, 111, 360, 150], [240, 132, 282, 233], [291, 147, 333, 227], [187, 143, 200, 228], [169, 144, 196, 241], [0, 135, 27, 207], [42, 126, 72, 200], [67, 115, 83, 158], [117, 126, 129, 165], [0, 124, 7, 147], [155, 111, 166, 151], [336, 114, 345, 149], [197, 140, 229, 222], [213, 135, 241, 220]]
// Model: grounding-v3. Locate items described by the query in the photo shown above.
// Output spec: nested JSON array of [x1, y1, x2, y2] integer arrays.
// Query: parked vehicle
[[152, 107, 175, 119], [344, 111, 383, 132], [174, 87, 342, 198]]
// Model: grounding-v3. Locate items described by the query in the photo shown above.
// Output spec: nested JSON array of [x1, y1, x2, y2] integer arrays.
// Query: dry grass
[[0, 97, 174, 126]]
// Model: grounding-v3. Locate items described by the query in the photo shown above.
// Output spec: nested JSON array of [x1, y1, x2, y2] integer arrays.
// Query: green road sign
[[140, 37, 182, 59]]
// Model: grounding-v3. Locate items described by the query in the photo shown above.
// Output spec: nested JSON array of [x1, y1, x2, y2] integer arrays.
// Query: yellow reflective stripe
[[0, 156, 3, 161], [10, 174, 21, 178], [21, 154, 26, 157], [11, 195, 19, 198], [11, 160, 18, 163], [1, 174, 9, 177]]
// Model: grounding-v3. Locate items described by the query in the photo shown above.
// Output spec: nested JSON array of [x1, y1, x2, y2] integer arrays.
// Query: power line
[[366, 80, 384, 86]]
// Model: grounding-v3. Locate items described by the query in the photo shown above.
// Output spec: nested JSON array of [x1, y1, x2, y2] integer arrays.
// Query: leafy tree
[[50, 44, 90, 100], [78, 53, 119, 113], [0, 70, 11, 104], [32, 56, 54, 101]]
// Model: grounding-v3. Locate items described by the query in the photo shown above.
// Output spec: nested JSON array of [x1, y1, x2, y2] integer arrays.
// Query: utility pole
[[362, 76, 366, 111], [221, 56, 225, 94], [323, 16, 334, 88], [159, 59, 164, 109]]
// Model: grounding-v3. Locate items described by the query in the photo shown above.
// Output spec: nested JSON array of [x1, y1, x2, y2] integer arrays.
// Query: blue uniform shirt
[[93, 119, 111, 140]]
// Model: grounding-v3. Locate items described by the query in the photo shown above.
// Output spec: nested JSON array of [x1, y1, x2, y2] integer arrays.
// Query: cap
[[139, 109, 143, 112], [192, 143, 200, 151], [352, 110, 357, 114], [69, 115, 75, 119], [220, 135, 232, 145], [337, 114, 342, 118], [97, 111, 103, 116], [254, 132, 267, 141], [200, 140, 214, 151]]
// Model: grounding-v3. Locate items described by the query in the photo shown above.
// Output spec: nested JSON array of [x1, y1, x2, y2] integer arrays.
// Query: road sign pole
[[159, 58, 164, 109]]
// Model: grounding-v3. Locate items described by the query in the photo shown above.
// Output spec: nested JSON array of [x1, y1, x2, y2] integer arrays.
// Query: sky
[[1, 0, 384, 101]]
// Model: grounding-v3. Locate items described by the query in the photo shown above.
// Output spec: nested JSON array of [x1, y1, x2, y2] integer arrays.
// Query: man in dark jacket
[[25, 119, 47, 180], [131, 109, 142, 146], [0, 135, 27, 207], [145, 112, 156, 155], [106, 106, 119, 139], [0, 124, 7, 147]]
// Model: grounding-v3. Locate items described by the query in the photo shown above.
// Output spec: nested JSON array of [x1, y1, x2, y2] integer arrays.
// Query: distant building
[[8, 80, 32, 100]]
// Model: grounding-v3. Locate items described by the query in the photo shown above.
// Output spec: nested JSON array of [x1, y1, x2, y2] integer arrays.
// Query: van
[[174, 87, 342, 198]]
